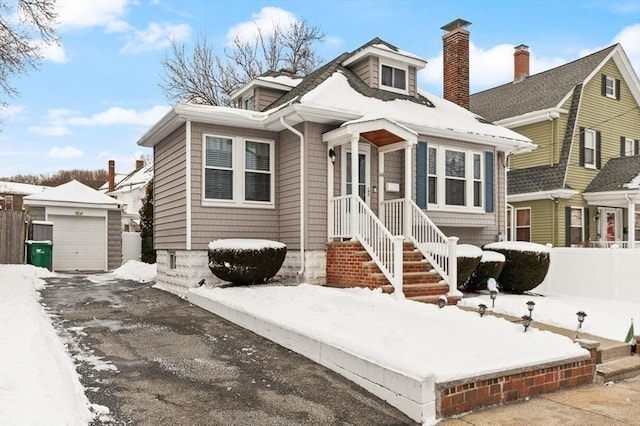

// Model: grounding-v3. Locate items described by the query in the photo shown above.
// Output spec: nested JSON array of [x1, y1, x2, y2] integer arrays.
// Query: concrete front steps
[[595, 341, 640, 384], [326, 240, 459, 305]]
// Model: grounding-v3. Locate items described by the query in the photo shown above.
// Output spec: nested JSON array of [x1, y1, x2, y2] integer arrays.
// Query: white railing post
[[350, 134, 359, 241], [392, 235, 404, 298], [403, 146, 412, 238], [447, 236, 459, 295]]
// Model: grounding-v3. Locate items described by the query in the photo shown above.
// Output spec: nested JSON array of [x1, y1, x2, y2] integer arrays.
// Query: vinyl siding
[[565, 59, 640, 191], [107, 210, 122, 269], [408, 65, 417, 96], [509, 200, 555, 246], [154, 126, 187, 250], [189, 122, 280, 250], [303, 123, 331, 250], [277, 124, 302, 249], [350, 57, 373, 87], [255, 87, 286, 112], [509, 121, 556, 169]]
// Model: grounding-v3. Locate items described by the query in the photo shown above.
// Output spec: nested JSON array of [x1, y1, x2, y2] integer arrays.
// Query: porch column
[[629, 198, 636, 248], [378, 151, 385, 223], [403, 145, 412, 238], [327, 145, 334, 242], [350, 134, 359, 239]]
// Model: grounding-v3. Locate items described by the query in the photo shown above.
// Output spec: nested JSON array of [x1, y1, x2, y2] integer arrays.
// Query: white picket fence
[[537, 247, 640, 303]]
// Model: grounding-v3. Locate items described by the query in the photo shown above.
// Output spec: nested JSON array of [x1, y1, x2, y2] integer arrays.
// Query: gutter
[[279, 117, 305, 276]]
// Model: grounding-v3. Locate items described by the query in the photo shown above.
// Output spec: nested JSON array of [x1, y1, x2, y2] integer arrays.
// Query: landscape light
[[489, 290, 497, 308], [478, 304, 487, 317], [437, 295, 447, 309], [576, 311, 587, 338], [522, 315, 532, 332], [526, 300, 535, 319]]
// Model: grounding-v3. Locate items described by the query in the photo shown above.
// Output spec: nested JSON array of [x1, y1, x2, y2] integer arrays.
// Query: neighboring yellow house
[[471, 44, 640, 247]]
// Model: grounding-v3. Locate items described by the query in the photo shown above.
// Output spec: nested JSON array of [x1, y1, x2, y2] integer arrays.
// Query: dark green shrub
[[456, 244, 482, 290], [483, 242, 550, 294], [208, 239, 286, 285], [465, 250, 506, 292]]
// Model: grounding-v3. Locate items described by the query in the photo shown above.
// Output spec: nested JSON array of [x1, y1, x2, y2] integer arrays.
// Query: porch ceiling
[[360, 129, 404, 147]]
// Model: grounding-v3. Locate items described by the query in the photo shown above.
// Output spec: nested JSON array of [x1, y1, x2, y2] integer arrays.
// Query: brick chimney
[[135, 159, 144, 171], [514, 44, 530, 82], [108, 160, 115, 192], [441, 18, 471, 109]]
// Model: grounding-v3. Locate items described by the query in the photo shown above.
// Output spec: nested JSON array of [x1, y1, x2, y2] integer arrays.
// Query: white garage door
[[49, 215, 106, 271]]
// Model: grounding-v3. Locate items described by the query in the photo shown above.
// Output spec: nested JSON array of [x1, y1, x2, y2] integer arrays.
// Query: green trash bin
[[27, 240, 53, 271]]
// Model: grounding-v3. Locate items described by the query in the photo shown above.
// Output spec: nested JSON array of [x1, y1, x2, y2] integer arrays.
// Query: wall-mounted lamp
[[594, 211, 600, 221], [328, 148, 336, 164]]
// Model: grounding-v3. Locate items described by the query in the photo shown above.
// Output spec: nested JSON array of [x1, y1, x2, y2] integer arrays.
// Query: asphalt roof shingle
[[507, 165, 568, 195], [585, 155, 640, 193]]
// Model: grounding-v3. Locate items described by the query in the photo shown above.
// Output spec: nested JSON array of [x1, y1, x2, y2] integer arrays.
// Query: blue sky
[[0, 0, 638, 177]]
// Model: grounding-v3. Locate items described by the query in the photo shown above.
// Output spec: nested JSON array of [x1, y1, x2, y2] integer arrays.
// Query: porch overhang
[[322, 117, 418, 149], [583, 190, 640, 208], [507, 189, 578, 203]]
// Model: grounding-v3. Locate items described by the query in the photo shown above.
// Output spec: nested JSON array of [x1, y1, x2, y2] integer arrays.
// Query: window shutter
[[635, 140, 639, 155], [485, 151, 494, 213], [615, 79, 621, 100], [601, 74, 607, 96], [416, 142, 427, 209], [565, 206, 572, 247], [620, 136, 626, 156], [579, 127, 585, 166], [584, 208, 590, 243], [596, 131, 602, 169]]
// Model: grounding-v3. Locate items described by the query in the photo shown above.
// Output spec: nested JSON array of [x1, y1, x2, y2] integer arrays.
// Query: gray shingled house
[[138, 21, 534, 299], [470, 44, 640, 247]]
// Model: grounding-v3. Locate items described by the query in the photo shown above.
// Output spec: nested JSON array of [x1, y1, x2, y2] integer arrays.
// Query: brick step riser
[[355, 251, 425, 262], [362, 263, 434, 274]]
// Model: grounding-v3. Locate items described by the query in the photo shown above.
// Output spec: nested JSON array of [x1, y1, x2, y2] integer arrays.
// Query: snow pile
[[208, 238, 286, 250], [460, 292, 640, 342], [0, 265, 92, 425], [112, 260, 157, 282], [191, 284, 587, 382]]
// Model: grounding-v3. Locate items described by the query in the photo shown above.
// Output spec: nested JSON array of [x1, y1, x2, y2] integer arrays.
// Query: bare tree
[[160, 19, 324, 107], [0, 0, 58, 103]]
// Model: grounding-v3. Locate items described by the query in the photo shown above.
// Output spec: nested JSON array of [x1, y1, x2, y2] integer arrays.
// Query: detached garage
[[24, 180, 122, 272]]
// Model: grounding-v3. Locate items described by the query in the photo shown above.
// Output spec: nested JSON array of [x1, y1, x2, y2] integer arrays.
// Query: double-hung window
[[380, 63, 407, 93], [515, 208, 531, 241], [605, 76, 616, 98], [583, 129, 596, 168], [570, 207, 585, 246], [622, 137, 635, 156], [427, 145, 484, 210], [203, 134, 274, 207]]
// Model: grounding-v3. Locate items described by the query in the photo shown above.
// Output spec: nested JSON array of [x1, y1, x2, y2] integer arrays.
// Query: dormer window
[[380, 62, 407, 93], [244, 95, 255, 111]]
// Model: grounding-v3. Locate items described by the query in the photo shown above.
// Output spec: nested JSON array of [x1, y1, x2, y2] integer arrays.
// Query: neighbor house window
[[203, 134, 274, 207], [583, 129, 596, 168], [515, 208, 531, 241], [507, 206, 513, 241], [570, 207, 585, 245], [380, 63, 407, 92], [426, 145, 484, 210], [601, 74, 620, 99], [622, 137, 636, 156]]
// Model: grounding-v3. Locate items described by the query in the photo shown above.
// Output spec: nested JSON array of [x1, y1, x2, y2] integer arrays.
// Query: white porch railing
[[329, 195, 404, 296], [586, 240, 640, 249], [382, 199, 458, 293]]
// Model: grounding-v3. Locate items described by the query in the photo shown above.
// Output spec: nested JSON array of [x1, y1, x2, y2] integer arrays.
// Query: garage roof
[[24, 180, 121, 210]]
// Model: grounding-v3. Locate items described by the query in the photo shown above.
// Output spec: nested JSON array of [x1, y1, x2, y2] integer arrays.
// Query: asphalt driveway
[[40, 274, 415, 425]]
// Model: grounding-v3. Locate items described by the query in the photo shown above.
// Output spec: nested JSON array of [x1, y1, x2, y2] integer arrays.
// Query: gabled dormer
[[231, 70, 303, 112], [342, 37, 427, 97]]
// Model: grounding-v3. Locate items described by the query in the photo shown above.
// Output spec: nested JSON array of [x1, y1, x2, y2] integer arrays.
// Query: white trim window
[[570, 207, 585, 246], [203, 134, 274, 208], [583, 129, 597, 168], [623, 137, 635, 156], [380, 61, 407, 94], [604, 75, 616, 99], [515, 207, 531, 242], [427, 145, 484, 210]]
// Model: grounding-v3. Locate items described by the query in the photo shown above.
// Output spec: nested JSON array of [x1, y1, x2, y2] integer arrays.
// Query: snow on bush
[[208, 239, 286, 285], [465, 250, 506, 292], [484, 242, 550, 294], [456, 244, 482, 290]]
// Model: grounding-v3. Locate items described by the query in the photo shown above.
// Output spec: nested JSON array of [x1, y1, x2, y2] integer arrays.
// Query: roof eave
[[583, 189, 640, 207], [495, 107, 569, 129], [508, 188, 579, 202], [23, 199, 121, 210], [342, 45, 427, 69]]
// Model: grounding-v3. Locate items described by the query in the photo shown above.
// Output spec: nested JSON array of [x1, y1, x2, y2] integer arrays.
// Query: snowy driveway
[[40, 273, 416, 425]]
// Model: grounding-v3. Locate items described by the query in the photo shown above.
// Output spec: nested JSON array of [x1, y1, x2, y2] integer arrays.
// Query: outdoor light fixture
[[576, 311, 587, 338], [328, 148, 336, 164], [522, 315, 532, 332], [526, 300, 535, 319], [489, 290, 497, 308], [478, 304, 487, 317], [437, 295, 447, 308]]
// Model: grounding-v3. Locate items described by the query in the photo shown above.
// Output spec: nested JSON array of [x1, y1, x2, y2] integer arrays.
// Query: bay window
[[427, 145, 484, 210]]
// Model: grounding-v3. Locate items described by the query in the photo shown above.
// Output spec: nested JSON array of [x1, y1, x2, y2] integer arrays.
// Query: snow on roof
[[299, 72, 532, 146], [24, 180, 120, 206], [484, 241, 551, 253], [98, 173, 128, 192], [623, 171, 640, 189], [256, 74, 302, 88], [371, 43, 426, 63], [108, 163, 153, 195], [208, 239, 286, 251], [0, 181, 51, 195]]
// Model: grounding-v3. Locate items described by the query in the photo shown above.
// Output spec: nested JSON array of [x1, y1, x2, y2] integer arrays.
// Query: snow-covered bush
[[208, 239, 286, 285], [465, 250, 506, 292], [456, 244, 482, 290], [483, 242, 550, 294]]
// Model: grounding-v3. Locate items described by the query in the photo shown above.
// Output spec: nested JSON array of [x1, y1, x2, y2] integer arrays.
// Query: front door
[[342, 144, 371, 205], [599, 207, 622, 245]]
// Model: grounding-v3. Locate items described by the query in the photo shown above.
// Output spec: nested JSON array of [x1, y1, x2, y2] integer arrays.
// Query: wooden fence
[[0, 210, 27, 264]]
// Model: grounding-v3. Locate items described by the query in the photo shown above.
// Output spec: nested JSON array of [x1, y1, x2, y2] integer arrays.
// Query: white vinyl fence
[[537, 247, 640, 303], [122, 232, 141, 264]]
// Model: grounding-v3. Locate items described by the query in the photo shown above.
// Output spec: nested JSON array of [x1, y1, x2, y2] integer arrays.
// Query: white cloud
[[28, 109, 75, 136], [55, 0, 130, 33], [34, 41, 67, 64], [121, 22, 191, 54], [48, 146, 83, 159], [68, 105, 171, 126], [226, 7, 297, 44], [0, 105, 25, 119], [613, 23, 640, 75]]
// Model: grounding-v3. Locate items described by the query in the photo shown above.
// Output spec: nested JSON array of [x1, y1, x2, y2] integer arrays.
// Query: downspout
[[185, 120, 192, 250], [547, 194, 556, 246], [506, 203, 515, 241], [280, 117, 305, 275], [625, 193, 636, 248]]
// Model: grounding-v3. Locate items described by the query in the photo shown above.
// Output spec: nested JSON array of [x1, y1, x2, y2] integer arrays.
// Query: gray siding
[[255, 87, 286, 111], [351, 58, 372, 87], [108, 210, 122, 269], [26, 206, 45, 221], [190, 122, 280, 250], [408, 65, 417, 96], [277, 125, 302, 249], [154, 126, 187, 250], [304, 123, 331, 250], [383, 150, 405, 199]]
